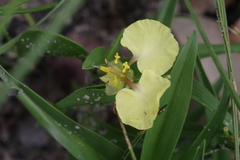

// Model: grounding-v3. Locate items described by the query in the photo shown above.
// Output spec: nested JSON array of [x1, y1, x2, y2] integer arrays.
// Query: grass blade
[[184, 0, 240, 115], [0, 65, 123, 160], [141, 31, 198, 160], [215, 0, 239, 158], [179, 86, 230, 160], [154, 0, 179, 27]]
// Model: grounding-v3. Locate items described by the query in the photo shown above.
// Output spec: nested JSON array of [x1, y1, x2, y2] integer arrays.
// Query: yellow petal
[[121, 19, 179, 75], [115, 70, 170, 130]]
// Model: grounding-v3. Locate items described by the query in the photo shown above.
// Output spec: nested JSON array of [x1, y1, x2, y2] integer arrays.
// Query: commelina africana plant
[[98, 19, 179, 130]]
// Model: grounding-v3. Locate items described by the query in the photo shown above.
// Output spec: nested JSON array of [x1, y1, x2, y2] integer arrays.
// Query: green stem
[[20, 5, 35, 26], [215, 0, 239, 159], [1, 26, 11, 41], [31, 0, 66, 30], [185, 0, 240, 116]]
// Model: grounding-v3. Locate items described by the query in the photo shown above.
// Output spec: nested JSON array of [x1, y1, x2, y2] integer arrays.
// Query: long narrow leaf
[[192, 80, 233, 133], [141, 31, 198, 160], [154, 0, 179, 27], [184, 0, 240, 111], [0, 0, 30, 10], [215, 0, 239, 158], [0, 65, 123, 160], [0, 2, 58, 15], [198, 43, 240, 58], [106, 29, 123, 61], [179, 87, 230, 160]]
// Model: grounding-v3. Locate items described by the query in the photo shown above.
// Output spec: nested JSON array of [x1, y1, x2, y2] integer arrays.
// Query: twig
[[118, 116, 137, 160]]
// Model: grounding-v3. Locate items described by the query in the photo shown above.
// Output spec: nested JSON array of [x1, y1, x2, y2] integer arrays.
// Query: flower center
[[98, 53, 135, 91]]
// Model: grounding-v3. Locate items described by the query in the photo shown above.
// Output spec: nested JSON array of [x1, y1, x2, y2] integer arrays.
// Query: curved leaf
[[179, 87, 230, 160], [17, 30, 88, 59], [0, 65, 123, 160], [0, 2, 58, 15], [82, 47, 106, 69], [0, 0, 30, 10], [192, 80, 233, 133], [141, 31, 198, 160], [55, 85, 115, 109]]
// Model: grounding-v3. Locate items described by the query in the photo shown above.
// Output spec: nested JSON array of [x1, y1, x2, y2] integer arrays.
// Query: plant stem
[[118, 117, 137, 160], [20, 5, 35, 27], [215, 0, 239, 159]]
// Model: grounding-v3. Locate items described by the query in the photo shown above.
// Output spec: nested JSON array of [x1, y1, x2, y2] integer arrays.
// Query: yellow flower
[[121, 19, 179, 75], [116, 70, 170, 130], [99, 56, 134, 95], [97, 19, 178, 130]]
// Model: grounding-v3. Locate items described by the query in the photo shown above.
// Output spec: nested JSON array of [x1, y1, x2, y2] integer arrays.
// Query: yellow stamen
[[114, 53, 121, 64], [100, 66, 111, 73], [122, 62, 130, 73], [113, 76, 118, 86]]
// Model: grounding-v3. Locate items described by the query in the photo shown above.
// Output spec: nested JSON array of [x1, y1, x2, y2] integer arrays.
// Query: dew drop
[[94, 97, 101, 101], [75, 126, 80, 129], [83, 95, 90, 100]]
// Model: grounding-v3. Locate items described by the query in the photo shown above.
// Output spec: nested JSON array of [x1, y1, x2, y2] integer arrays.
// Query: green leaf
[[141, 31, 198, 160], [0, 65, 123, 160], [154, 0, 179, 27], [0, 36, 20, 55], [106, 29, 123, 61], [185, 0, 240, 111], [193, 140, 206, 160], [179, 87, 230, 160], [181, 121, 203, 137], [192, 80, 217, 112], [82, 47, 106, 69], [215, 0, 239, 158], [186, 105, 205, 123], [198, 43, 240, 58], [195, 55, 216, 95], [0, 2, 58, 15], [213, 77, 224, 95], [55, 84, 115, 109], [17, 30, 88, 60], [0, 0, 30, 10], [192, 80, 233, 133]]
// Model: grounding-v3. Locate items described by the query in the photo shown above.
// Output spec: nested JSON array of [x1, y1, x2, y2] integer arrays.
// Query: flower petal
[[121, 19, 179, 75], [115, 70, 170, 130]]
